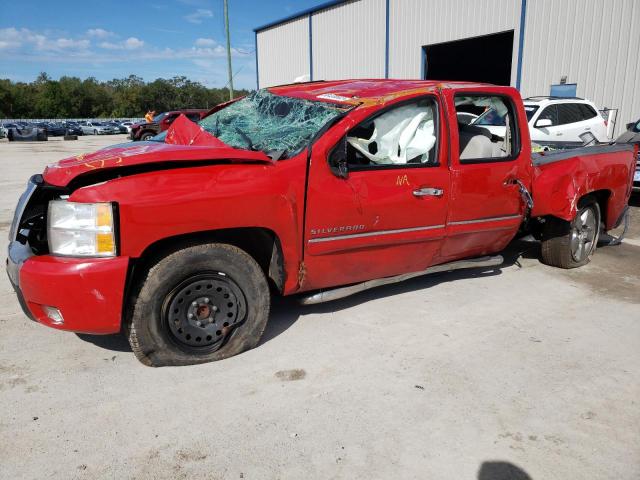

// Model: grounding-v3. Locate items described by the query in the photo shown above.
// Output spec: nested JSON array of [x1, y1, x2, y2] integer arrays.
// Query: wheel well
[[579, 189, 610, 225], [129, 228, 286, 295], [531, 189, 611, 239]]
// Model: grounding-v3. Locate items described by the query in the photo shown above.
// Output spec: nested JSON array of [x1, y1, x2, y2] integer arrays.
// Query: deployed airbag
[[347, 104, 436, 164]]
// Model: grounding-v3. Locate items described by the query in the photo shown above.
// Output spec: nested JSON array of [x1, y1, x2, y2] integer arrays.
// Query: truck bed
[[532, 143, 635, 166], [530, 143, 636, 230]]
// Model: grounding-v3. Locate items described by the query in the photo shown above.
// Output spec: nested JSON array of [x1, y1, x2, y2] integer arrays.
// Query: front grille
[[9, 177, 39, 242], [10, 175, 66, 255]]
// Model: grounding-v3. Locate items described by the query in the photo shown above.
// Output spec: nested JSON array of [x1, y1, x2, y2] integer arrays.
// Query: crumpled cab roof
[[269, 79, 490, 107]]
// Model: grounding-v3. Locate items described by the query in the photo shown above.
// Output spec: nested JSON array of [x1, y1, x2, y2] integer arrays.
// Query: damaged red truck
[[7, 80, 636, 366]]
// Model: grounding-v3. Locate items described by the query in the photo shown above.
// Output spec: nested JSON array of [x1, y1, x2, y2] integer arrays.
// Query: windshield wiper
[[234, 126, 256, 150]]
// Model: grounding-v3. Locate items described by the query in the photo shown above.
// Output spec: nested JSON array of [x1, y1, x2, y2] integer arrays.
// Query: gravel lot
[[1, 135, 639, 479]]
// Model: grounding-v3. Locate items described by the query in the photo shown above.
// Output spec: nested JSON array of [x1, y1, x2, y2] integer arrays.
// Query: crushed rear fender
[[530, 144, 636, 229]]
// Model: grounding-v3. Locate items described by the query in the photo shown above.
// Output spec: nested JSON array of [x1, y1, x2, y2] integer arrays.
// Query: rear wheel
[[541, 200, 600, 268], [126, 243, 270, 367]]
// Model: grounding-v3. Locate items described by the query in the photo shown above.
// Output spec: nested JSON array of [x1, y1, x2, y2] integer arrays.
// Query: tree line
[[0, 73, 251, 119]]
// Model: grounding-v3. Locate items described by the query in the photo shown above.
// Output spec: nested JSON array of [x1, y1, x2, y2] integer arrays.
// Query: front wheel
[[140, 132, 155, 141], [541, 200, 600, 268], [126, 243, 270, 367]]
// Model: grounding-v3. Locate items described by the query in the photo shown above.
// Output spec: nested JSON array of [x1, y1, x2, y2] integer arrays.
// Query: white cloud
[[0, 28, 22, 49], [98, 41, 120, 50], [184, 9, 213, 24], [86, 28, 114, 38], [195, 37, 216, 47], [43, 38, 91, 51], [99, 37, 145, 50], [124, 37, 144, 49], [0, 27, 90, 53]]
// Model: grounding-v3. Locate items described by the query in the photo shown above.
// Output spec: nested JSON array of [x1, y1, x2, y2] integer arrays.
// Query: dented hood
[[43, 115, 272, 187]]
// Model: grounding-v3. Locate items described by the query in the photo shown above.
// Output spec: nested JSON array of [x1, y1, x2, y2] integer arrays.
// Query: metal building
[[254, 0, 640, 135]]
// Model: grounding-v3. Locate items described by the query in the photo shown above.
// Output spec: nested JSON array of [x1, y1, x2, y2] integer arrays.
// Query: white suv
[[472, 97, 609, 147]]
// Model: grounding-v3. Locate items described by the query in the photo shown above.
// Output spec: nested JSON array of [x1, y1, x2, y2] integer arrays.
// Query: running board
[[299, 255, 504, 305]]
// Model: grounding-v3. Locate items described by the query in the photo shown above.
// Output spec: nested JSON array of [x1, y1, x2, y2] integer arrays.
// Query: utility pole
[[223, 0, 234, 100]]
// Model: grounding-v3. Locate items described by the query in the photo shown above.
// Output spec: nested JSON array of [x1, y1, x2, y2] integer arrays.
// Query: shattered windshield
[[198, 89, 348, 158]]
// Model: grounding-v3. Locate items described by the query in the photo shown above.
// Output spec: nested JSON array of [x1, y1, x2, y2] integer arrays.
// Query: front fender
[[70, 160, 306, 294]]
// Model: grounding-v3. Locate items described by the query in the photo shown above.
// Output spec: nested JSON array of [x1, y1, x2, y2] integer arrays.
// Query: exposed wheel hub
[[165, 273, 246, 349], [570, 207, 597, 262]]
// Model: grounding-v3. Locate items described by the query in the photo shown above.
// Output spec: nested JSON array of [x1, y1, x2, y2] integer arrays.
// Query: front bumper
[[7, 241, 129, 334]]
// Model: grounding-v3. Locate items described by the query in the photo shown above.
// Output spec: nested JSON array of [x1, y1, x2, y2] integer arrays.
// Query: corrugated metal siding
[[257, 16, 309, 88], [389, 0, 521, 80], [520, 0, 640, 135], [311, 0, 386, 80]]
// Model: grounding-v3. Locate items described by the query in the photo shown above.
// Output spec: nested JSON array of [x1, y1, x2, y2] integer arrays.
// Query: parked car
[[615, 117, 640, 191], [80, 121, 117, 135], [470, 96, 609, 148], [107, 120, 128, 134], [0, 122, 20, 138], [120, 121, 134, 133], [63, 122, 84, 136], [45, 122, 67, 137], [131, 109, 208, 141], [7, 80, 636, 367]]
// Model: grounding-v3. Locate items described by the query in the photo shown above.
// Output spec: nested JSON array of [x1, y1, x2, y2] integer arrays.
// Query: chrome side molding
[[299, 255, 504, 305]]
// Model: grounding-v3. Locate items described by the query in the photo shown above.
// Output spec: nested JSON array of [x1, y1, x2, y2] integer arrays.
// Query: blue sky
[[0, 0, 324, 89]]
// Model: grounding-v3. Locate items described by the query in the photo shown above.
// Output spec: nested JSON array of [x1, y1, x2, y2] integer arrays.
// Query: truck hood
[[43, 116, 272, 187]]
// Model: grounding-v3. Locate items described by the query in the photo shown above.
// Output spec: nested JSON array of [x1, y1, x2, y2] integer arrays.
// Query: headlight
[[48, 200, 117, 257]]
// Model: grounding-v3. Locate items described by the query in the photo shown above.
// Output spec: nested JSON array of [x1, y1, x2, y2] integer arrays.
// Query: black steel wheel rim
[[162, 272, 247, 352]]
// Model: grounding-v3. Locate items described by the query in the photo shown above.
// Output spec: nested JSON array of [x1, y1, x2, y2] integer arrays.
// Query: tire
[[126, 243, 270, 367], [140, 132, 155, 141], [93, 129, 98, 135], [541, 200, 600, 269]]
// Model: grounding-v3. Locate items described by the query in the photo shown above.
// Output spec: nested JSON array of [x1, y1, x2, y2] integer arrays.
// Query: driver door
[[301, 96, 450, 291]]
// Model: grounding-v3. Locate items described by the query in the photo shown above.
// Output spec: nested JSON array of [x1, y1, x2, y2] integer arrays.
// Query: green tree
[[0, 73, 251, 119]]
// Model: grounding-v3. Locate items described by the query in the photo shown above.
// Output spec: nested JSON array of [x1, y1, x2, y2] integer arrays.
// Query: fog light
[[42, 306, 64, 325]]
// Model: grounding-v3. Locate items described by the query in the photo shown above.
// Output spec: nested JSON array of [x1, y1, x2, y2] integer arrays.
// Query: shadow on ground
[[76, 237, 542, 354], [478, 461, 532, 480], [76, 332, 132, 352]]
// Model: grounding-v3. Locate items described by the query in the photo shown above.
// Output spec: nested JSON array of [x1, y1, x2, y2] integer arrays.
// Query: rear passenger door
[[442, 91, 531, 262]]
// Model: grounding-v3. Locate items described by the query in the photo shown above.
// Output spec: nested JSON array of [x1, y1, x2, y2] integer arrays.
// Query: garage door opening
[[422, 31, 514, 86]]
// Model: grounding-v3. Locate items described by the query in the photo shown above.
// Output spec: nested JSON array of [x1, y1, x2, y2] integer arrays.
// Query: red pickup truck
[[130, 109, 208, 141], [7, 80, 636, 367]]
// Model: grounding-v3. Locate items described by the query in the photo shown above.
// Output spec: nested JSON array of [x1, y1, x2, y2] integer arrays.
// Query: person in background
[[145, 110, 155, 123]]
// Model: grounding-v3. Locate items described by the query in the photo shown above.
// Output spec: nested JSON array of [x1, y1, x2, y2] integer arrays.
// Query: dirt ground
[[0, 136, 638, 479]]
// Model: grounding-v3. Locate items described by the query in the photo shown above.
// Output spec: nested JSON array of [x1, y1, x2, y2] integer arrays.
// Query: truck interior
[[454, 95, 515, 161], [345, 98, 438, 167]]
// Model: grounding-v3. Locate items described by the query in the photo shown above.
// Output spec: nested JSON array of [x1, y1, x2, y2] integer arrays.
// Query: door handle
[[413, 187, 443, 197]]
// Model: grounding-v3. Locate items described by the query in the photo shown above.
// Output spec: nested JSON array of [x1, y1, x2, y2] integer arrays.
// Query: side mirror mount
[[535, 118, 553, 128], [328, 137, 349, 179], [625, 122, 634, 131]]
